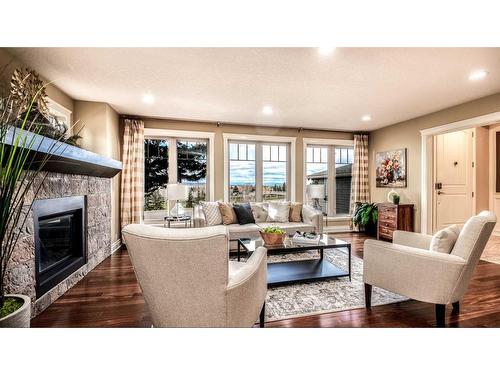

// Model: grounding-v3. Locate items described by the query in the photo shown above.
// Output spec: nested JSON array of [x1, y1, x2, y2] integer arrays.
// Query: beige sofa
[[193, 202, 323, 241], [122, 224, 268, 327], [363, 211, 496, 327]]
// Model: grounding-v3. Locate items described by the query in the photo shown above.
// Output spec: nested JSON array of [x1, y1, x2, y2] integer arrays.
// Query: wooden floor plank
[[31, 233, 500, 328]]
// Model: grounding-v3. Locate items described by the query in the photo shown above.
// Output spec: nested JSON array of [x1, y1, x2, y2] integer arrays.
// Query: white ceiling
[[7, 48, 500, 131]]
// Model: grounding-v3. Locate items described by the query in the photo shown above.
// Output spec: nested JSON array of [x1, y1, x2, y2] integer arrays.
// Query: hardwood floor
[[31, 233, 500, 328]]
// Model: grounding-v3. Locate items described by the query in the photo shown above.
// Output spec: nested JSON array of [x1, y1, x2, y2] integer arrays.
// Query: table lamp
[[167, 183, 189, 218], [307, 184, 325, 212]]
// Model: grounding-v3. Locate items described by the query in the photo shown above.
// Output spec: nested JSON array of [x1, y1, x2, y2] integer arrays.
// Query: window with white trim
[[306, 145, 353, 216], [229, 141, 289, 203], [144, 136, 209, 219]]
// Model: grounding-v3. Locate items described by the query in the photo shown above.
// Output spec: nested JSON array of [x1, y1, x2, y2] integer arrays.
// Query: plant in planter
[[259, 226, 286, 246], [0, 84, 66, 326], [352, 202, 378, 236]]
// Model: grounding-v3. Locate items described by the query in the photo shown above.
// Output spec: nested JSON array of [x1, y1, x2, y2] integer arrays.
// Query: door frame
[[420, 111, 500, 234]]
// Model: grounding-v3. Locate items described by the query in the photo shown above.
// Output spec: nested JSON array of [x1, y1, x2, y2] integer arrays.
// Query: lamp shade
[[307, 184, 325, 199], [167, 183, 189, 200]]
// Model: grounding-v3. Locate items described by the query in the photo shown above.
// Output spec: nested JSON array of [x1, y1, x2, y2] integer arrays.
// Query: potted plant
[[352, 202, 378, 236], [260, 226, 286, 246], [0, 78, 66, 326]]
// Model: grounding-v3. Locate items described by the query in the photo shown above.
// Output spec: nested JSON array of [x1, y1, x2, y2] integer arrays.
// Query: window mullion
[[255, 142, 263, 201], [168, 137, 177, 183], [328, 145, 336, 217], [287, 144, 291, 201], [167, 138, 177, 212]]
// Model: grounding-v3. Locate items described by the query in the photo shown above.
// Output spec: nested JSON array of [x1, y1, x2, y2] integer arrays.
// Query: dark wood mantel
[[2, 128, 122, 178]]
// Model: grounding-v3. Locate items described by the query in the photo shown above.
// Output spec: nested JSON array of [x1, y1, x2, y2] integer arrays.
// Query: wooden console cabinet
[[377, 203, 414, 241]]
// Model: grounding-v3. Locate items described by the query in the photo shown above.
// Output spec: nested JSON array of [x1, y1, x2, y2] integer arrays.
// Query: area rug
[[261, 248, 408, 322]]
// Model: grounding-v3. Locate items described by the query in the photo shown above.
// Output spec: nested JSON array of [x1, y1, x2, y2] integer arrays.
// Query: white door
[[433, 129, 474, 232]]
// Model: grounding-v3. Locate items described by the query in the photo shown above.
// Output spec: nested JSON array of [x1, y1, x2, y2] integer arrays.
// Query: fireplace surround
[[4, 172, 115, 316], [2, 130, 122, 317], [33, 196, 87, 298]]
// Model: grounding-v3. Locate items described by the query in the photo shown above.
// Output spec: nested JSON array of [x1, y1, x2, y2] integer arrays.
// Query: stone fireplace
[[4, 172, 114, 316], [2, 129, 122, 317]]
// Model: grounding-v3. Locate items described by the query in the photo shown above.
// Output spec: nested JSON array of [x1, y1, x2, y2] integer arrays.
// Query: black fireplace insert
[[33, 196, 87, 298]]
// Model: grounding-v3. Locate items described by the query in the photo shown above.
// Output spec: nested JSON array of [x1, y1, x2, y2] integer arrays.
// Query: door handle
[[437, 191, 444, 195]]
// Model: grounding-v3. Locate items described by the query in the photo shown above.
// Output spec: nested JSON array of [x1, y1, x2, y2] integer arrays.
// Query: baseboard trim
[[111, 239, 122, 253]]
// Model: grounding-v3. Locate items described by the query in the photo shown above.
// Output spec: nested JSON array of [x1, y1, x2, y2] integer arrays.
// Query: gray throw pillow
[[251, 202, 269, 223]]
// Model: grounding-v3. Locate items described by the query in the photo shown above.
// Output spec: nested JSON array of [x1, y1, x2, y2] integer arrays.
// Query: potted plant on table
[[352, 202, 378, 236], [0, 77, 66, 326], [260, 226, 287, 246]]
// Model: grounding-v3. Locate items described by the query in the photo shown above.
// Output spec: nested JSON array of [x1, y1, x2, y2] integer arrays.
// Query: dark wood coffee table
[[237, 234, 351, 286]]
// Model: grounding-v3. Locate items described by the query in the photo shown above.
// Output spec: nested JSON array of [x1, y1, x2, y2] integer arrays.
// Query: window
[[306, 145, 353, 216], [335, 147, 354, 167], [262, 145, 287, 201], [177, 140, 207, 208], [306, 146, 328, 214], [228, 141, 289, 203], [144, 136, 210, 221], [229, 143, 256, 203], [334, 147, 353, 215], [144, 139, 169, 211]]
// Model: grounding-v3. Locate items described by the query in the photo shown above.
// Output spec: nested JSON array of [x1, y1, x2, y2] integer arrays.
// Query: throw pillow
[[289, 202, 303, 222], [429, 224, 461, 253], [233, 203, 256, 225], [200, 201, 222, 226], [218, 202, 238, 225], [251, 202, 269, 223], [267, 201, 290, 223]]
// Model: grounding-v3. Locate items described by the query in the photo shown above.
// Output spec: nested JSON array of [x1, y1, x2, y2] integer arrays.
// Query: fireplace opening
[[33, 196, 87, 298]]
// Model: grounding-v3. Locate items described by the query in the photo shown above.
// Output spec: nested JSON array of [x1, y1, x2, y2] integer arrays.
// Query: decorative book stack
[[292, 232, 321, 246]]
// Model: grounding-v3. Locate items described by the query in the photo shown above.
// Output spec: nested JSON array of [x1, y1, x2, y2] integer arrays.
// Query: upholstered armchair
[[363, 211, 496, 327], [122, 224, 267, 327]]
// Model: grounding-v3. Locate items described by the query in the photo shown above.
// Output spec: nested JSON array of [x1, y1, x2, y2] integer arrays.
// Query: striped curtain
[[120, 118, 145, 228], [350, 134, 370, 212]]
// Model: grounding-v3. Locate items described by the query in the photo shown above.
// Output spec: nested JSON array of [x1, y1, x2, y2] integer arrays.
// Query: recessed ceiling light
[[469, 70, 488, 81], [142, 94, 155, 104], [262, 105, 273, 115], [361, 115, 372, 122], [318, 47, 336, 56]]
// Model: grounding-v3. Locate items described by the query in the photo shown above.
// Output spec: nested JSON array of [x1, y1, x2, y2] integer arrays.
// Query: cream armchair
[[122, 224, 267, 327], [363, 211, 496, 327]]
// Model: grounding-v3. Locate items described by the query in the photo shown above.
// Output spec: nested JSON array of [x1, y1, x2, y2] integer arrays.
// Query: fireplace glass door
[[33, 196, 87, 298], [38, 213, 79, 273]]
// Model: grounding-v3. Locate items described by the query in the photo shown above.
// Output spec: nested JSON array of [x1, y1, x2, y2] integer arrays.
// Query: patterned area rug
[[260, 248, 408, 322]]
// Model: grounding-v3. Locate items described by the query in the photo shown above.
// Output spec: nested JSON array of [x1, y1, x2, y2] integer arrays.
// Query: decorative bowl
[[259, 231, 286, 246]]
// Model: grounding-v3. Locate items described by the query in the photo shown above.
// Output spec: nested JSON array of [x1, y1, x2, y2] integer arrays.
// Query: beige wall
[[143, 118, 354, 201], [74, 101, 121, 245], [369, 92, 500, 232], [0, 48, 74, 121]]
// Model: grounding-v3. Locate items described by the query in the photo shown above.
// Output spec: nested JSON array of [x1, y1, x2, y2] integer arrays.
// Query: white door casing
[[489, 123, 500, 235], [421, 110, 500, 234]]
